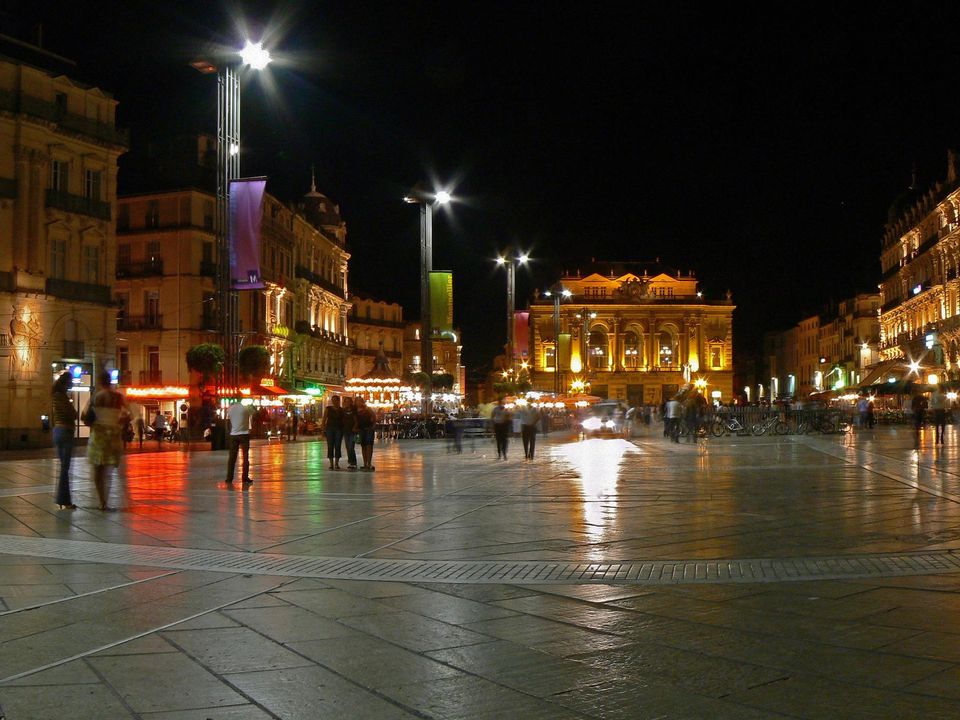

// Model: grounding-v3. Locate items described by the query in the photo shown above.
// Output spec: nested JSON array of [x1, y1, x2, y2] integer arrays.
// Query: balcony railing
[[45, 189, 112, 220], [117, 315, 163, 331], [45, 278, 111, 305], [62, 340, 84, 359], [348, 312, 405, 329], [294, 265, 346, 299], [139, 370, 163, 384], [116, 260, 164, 278], [0, 88, 129, 146], [118, 370, 132, 386]]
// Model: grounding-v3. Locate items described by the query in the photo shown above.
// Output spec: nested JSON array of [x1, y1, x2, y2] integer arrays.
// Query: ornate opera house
[[525, 262, 735, 406]]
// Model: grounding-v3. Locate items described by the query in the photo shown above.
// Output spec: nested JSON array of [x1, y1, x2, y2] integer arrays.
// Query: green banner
[[429, 271, 454, 333], [558, 333, 571, 371]]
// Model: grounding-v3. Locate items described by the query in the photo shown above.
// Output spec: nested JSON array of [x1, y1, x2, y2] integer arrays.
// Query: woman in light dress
[[85, 369, 129, 511]]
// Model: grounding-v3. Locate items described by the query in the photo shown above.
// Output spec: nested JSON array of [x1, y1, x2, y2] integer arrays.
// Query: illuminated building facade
[[527, 263, 735, 405], [762, 293, 880, 400], [0, 44, 126, 448], [346, 295, 405, 380], [116, 180, 351, 420], [878, 156, 960, 377], [403, 322, 465, 396]]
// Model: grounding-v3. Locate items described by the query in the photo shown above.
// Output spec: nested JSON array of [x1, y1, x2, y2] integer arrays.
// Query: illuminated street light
[[405, 183, 453, 416], [239, 40, 272, 70], [496, 250, 531, 373], [193, 36, 273, 394]]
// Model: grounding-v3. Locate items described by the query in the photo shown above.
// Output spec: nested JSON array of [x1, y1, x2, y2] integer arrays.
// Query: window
[[147, 346, 160, 372], [50, 160, 67, 192], [49, 239, 67, 279], [202, 241, 213, 263], [117, 244, 131, 267], [146, 200, 159, 228], [146, 240, 161, 262], [84, 169, 102, 200], [144, 291, 160, 324], [623, 330, 640, 368], [659, 330, 676, 366], [54, 92, 68, 115], [203, 201, 214, 230], [117, 346, 129, 371], [589, 330, 608, 371], [82, 245, 100, 284], [117, 204, 129, 231], [711, 347, 722, 369], [544, 344, 556, 370]]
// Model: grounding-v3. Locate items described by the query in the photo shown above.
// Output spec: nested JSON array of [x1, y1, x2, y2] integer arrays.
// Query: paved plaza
[[3, 426, 960, 718]]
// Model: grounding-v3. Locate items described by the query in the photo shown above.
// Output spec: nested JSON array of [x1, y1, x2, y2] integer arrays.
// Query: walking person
[[85, 369, 129, 511], [491, 398, 511, 459], [356, 397, 376, 471], [135, 415, 145, 449], [225, 399, 255, 484], [51, 371, 78, 509], [519, 402, 541, 459], [342, 396, 359, 469], [322, 396, 343, 469], [931, 384, 948, 445], [152, 412, 167, 448], [911, 388, 928, 449], [665, 394, 682, 443]]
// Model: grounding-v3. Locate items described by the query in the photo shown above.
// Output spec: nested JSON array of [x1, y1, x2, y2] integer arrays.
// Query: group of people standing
[[52, 369, 128, 511], [663, 389, 708, 443], [320, 395, 377, 470]]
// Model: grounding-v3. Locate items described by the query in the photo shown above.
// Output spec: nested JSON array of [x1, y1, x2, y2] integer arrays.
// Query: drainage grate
[[1, 535, 960, 585]]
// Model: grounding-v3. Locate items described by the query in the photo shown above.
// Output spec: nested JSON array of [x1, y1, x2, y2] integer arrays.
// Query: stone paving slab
[[2, 429, 960, 718]]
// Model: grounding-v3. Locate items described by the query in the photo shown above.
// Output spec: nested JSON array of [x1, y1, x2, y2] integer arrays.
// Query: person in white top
[[665, 396, 682, 443], [226, 400, 256, 483], [519, 404, 541, 459], [930, 385, 949, 445]]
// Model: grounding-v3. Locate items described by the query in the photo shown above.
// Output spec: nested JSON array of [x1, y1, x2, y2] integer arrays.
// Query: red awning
[[251, 384, 288, 396]]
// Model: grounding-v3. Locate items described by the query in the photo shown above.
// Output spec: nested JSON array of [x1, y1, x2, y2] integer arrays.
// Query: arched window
[[589, 330, 608, 371], [659, 330, 676, 367], [544, 343, 556, 370], [623, 330, 640, 368]]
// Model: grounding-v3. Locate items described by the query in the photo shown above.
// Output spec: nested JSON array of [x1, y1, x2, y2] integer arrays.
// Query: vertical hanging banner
[[514, 311, 530, 358], [429, 271, 454, 333], [229, 177, 267, 290]]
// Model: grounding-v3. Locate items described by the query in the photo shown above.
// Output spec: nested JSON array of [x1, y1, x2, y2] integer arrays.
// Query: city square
[[2, 428, 960, 718]]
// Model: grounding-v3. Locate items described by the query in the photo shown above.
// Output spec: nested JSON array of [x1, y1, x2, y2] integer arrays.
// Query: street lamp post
[[496, 252, 529, 374], [404, 186, 450, 417], [544, 285, 572, 396], [196, 40, 272, 394]]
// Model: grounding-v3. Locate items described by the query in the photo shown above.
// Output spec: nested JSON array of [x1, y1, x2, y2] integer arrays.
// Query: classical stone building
[[116, 180, 352, 422], [762, 293, 880, 401], [346, 295, 404, 380], [527, 263, 735, 405], [879, 155, 960, 377], [403, 322, 464, 395], [0, 43, 126, 448]]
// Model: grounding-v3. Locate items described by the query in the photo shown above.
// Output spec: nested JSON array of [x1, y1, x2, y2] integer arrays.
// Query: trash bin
[[210, 419, 227, 451]]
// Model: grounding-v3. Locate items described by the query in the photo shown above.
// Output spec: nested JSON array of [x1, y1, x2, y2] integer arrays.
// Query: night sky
[[14, 2, 960, 370]]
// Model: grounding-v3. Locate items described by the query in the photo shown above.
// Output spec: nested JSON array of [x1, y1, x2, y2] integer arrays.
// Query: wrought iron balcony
[[45, 278, 111, 305], [0, 88, 129, 147], [117, 315, 164, 331], [139, 370, 163, 384], [116, 259, 164, 278], [45, 189, 111, 220]]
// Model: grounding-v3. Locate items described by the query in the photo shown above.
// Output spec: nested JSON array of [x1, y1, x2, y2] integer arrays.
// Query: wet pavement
[[3, 425, 960, 718]]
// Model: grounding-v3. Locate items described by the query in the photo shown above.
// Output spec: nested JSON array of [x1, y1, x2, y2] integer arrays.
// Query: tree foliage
[[238, 345, 271, 380], [185, 343, 225, 381], [433, 373, 455, 390]]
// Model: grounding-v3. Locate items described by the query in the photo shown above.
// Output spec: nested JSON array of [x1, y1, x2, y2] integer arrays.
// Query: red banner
[[229, 177, 267, 290], [514, 311, 530, 358]]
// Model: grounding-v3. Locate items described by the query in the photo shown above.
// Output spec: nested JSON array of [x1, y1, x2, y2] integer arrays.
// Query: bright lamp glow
[[908, 360, 921, 375], [240, 40, 271, 70], [518, 253, 529, 264], [435, 190, 451, 205], [496, 256, 506, 265], [561, 289, 572, 297], [928, 374, 939, 385]]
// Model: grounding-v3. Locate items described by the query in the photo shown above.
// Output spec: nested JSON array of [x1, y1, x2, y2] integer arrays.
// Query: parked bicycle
[[751, 414, 790, 436], [712, 415, 750, 436]]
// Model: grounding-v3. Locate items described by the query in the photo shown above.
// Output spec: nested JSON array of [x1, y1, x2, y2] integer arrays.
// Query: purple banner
[[229, 177, 267, 290]]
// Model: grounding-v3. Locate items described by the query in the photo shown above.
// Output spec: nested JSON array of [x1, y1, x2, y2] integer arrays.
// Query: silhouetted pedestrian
[[51, 371, 78, 510]]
